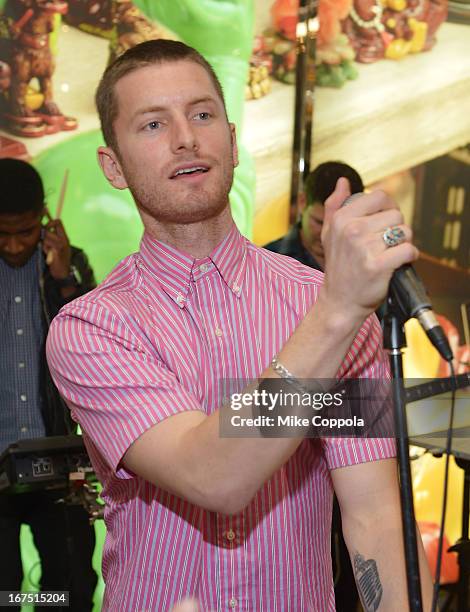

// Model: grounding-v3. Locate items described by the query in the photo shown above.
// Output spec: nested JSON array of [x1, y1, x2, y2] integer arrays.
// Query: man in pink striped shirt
[[46, 40, 432, 611]]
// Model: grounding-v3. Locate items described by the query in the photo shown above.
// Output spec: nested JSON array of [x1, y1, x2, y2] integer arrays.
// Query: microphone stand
[[383, 301, 423, 612]]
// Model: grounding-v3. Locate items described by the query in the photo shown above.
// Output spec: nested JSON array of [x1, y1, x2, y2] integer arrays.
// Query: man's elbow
[[198, 480, 256, 516]]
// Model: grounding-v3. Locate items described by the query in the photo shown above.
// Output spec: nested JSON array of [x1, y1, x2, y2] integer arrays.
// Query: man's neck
[[141, 207, 234, 259]]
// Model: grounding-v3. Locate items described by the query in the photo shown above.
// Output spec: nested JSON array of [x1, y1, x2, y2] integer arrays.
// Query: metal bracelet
[[270, 357, 307, 393]]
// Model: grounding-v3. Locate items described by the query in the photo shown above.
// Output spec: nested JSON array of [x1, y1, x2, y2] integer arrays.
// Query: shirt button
[[228, 598, 237, 608], [215, 327, 223, 337], [20, 394, 27, 402], [199, 263, 209, 273], [20, 426, 28, 433], [14, 296, 22, 303], [232, 284, 240, 293], [17, 328, 24, 336], [176, 294, 185, 305], [18, 362, 25, 369], [226, 529, 236, 542]]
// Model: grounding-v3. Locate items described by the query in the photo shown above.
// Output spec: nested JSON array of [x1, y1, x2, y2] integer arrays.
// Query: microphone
[[342, 193, 453, 362]]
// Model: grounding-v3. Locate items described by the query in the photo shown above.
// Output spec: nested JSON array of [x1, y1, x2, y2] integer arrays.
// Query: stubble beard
[[122, 159, 235, 226]]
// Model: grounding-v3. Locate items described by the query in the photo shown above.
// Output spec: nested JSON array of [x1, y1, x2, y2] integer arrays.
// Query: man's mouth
[[1, 254, 27, 267], [170, 166, 209, 179]]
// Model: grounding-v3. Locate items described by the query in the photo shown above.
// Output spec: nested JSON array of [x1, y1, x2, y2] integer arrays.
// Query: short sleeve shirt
[[47, 225, 395, 611]]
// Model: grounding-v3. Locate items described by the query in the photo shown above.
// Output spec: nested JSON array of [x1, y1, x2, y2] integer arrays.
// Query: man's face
[[0, 210, 43, 268], [300, 202, 325, 267], [99, 60, 238, 226]]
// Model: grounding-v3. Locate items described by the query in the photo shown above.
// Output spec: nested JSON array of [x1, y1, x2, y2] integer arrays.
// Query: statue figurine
[[382, 0, 448, 59], [0, 60, 10, 92], [316, 0, 358, 88], [343, 0, 448, 62], [0, 59, 29, 158], [63, 0, 177, 66], [410, 0, 448, 50], [64, 0, 114, 37], [109, 0, 176, 64], [342, 0, 386, 63], [1, 0, 78, 137]]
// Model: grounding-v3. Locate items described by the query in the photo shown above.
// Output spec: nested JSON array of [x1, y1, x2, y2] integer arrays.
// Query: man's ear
[[297, 192, 307, 214], [229, 123, 239, 168], [97, 146, 128, 190]]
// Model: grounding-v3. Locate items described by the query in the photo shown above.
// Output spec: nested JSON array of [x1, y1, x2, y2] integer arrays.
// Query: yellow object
[[385, 37, 412, 59], [25, 86, 44, 111], [409, 18, 428, 53], [384, 18, 428, 60], [253, 193, 290, 246], [413, 452, 463, 547], [403, 319, 441, 378], [385, 0, 407, 10], [404, 319, 465, 548]]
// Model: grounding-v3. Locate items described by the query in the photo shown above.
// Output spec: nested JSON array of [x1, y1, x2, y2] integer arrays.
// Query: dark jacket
[[263, 222, 323, 272], [265, 223, 388, 324], [39, 246, 96, 436]]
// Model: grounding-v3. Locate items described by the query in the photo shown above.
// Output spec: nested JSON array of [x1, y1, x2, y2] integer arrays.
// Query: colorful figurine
[[317, 0, 358, 87], [0, 0, 78, 137], [0, 57, 29, 157], [246, 35, 272, 100], [342, 0, 448, 63], [109, 0, 176, 63], [382, 0, 448, 60], [64, 0, 114, 38], [268, 0, 358, 88], [342, 0, 387, 63]]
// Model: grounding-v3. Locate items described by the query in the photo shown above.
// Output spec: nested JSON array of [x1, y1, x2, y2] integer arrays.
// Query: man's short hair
[[305, 161, 364, 207], [95, 39, 227, 152], [0, 158, 44, 215]]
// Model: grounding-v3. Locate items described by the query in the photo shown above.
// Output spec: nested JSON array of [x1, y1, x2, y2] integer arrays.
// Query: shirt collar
[[0, 247, 42, 277], [138, 224, 247, 307]]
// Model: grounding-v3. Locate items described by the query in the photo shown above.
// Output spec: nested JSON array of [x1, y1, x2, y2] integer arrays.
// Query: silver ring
[[382, 226, 405, 248]]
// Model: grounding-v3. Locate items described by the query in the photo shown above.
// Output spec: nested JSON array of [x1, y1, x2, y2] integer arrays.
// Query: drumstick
[[46, 170, 69, 265], [55, 169, 69, 220]]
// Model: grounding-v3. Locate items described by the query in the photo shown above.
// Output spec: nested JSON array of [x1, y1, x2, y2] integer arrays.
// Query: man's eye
[[146, 121, 161, 130], [195, 112, 211, 120]]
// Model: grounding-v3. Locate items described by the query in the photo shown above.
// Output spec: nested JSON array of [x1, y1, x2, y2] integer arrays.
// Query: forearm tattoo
[[353, 552, 383, 611]]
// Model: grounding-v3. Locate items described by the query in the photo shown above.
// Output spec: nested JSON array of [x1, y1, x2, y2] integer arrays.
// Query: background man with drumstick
[[0, 158, 97, 610]]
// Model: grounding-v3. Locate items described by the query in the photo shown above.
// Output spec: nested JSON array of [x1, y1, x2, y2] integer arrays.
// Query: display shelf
[[2, 22, 470, 223], [244, 21, 470, 215]]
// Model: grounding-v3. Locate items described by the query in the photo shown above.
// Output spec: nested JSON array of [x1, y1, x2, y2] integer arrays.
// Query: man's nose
[[171, 117, 199, 153], [4, 237, 24, 255]]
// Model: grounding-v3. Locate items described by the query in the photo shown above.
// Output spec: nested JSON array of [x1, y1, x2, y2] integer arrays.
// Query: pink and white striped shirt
[[46, 225, 395, 612]]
